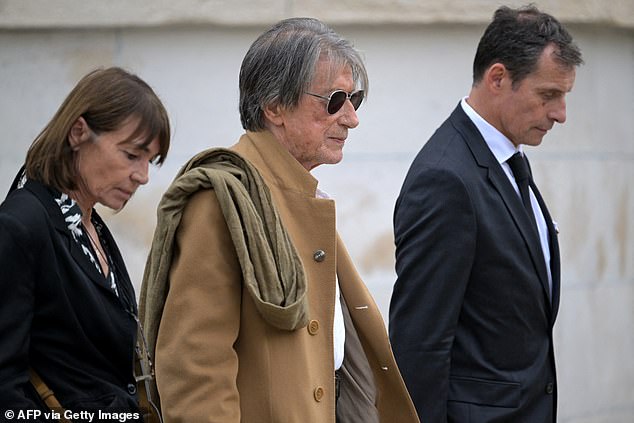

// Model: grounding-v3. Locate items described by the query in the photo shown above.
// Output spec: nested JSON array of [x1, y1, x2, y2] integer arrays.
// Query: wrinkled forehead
[[311, 56, 354, 87]]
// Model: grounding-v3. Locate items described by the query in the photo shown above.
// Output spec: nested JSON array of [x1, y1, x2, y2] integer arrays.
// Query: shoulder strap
[[133, 317, 163, 423], [29, 368, 73, 423]]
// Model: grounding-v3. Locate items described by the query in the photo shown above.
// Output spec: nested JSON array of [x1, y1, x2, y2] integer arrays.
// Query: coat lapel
[[450, 106, 553, 311], [68, 237, 112, 290], [24, 180, 117, 294]]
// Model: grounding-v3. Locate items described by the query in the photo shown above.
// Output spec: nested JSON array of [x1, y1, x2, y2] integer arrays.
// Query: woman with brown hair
[[0, 67, 170, 419]]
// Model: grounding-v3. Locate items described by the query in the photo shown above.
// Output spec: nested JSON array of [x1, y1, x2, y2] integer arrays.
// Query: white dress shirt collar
[[460, 97, 522, 162]]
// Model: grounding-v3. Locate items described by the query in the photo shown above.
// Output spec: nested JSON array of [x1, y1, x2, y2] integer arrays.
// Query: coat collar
[[460, 97, 520, 164], [21, 180, 132, 302], [21, 179, 70, 234], [231, 130, 320, 198], [449, 104, 555, 313]]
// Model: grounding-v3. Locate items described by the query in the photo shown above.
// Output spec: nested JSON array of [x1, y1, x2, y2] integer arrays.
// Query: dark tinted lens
[[327, 91, 348, 114], [350, 90, 364, 110]]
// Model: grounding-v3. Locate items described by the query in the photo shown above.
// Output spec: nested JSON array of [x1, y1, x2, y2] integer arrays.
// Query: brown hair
[[25, 67, 171, 192]]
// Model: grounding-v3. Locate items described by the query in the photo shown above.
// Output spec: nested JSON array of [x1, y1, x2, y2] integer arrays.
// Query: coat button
[[307, 319, 320, 335], [314, 386, 324, 402], [545, 382, 554, 394], [313, 250, 326, 262], [127, 383, 137, 395]]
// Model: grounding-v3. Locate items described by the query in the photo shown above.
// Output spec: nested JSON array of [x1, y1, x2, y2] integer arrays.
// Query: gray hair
[[239, 17, 368, 131]]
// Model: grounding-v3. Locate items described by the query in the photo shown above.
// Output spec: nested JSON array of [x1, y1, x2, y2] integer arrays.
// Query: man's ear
[[262, 103, 285, 127], [68, 116, 91, 150], [485, 63, 507, 92]]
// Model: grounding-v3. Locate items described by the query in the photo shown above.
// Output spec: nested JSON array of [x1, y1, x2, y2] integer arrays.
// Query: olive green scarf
[[139, 147, 309, 365]]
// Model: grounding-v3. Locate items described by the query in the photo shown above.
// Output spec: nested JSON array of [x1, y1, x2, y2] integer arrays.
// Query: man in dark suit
[[389, 5, 583, 422]]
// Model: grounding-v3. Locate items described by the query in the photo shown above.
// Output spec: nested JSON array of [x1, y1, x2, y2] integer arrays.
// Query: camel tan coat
[[154, 131, 419, 423]]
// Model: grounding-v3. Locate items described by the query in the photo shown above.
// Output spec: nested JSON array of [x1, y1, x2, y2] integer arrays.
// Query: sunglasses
[[304, 90, 364, 115]]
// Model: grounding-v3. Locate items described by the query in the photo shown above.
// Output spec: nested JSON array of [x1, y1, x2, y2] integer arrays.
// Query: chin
[[102, 200, 127, 212], [328, 152, 344, 164]]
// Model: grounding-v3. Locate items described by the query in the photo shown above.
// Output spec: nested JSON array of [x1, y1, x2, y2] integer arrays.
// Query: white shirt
[[316, 187, 346, 370], [461, 98, 552, 293]]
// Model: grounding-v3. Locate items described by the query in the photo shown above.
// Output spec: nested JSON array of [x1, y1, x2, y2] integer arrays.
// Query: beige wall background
[[1, 1, 632, 421]]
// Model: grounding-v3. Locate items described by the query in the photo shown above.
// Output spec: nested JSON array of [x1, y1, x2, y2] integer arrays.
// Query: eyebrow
[[538, 87, 565, 95], [121, 138, 153, 152], [136, 145, 152, 152]]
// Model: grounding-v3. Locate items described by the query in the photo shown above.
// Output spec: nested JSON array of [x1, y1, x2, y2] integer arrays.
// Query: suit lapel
[[449, 106, 553, 311], [487, 164, 552, 306], [530, 180, 561, 321]]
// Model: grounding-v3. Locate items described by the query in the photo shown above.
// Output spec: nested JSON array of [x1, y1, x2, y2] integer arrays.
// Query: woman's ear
[[68, 116, 91, 150]]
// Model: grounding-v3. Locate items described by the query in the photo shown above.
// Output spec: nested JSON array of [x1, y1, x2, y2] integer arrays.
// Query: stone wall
[[0, 0, 632, 28], [0, 1, 632, 422]]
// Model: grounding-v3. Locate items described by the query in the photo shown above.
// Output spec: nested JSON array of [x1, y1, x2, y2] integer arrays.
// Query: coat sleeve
[[155, 189, 242, 423], [0, 210, 43, 410], [389, 165, 476, 423]]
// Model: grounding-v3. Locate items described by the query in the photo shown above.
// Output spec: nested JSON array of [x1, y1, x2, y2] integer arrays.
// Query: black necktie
[[507, 152, 539, 234]]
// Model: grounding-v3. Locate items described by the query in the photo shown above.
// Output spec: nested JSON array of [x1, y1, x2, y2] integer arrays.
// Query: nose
[[548, 96, 567, 124], [132, 161, 150, 185], [340, 100, 359, 129]]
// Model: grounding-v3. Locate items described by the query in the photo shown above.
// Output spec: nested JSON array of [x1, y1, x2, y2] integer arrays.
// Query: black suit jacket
[[0, 179, 140, 416], [389, 104, 561, 422]]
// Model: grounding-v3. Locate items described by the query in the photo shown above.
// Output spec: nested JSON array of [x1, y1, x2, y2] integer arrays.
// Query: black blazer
[[0, 179, 140, 416], [389, 104, 561, 422]]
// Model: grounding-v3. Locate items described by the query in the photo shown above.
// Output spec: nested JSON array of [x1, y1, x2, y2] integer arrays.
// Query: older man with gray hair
[[140, 17, 419, 423]]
